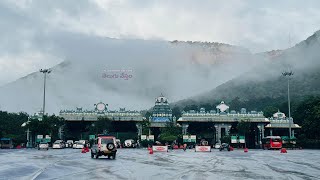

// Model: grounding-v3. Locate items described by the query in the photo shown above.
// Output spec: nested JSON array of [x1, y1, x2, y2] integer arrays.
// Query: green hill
[[173, 30, 320, 113]]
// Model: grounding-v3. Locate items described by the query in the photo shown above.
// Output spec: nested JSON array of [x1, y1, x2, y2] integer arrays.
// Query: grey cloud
[[0, 0, 320, 112]]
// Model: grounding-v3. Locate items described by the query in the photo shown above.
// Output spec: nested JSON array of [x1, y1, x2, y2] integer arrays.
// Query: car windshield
[[100, 138, 113, 144]]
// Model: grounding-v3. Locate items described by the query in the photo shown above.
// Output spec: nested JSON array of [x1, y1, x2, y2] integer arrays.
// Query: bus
[[262, 136, 282, 150]]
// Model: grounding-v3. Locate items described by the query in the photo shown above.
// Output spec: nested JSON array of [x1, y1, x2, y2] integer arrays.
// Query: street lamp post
[[21, 120, 31, 148], [282, 70, 294, 138], [40, 69, 51, 118]]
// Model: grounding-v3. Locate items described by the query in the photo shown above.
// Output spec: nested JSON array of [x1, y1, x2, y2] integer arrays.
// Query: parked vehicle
[[66, 140, 73, 148], [123, 139, 136, 148], [52, 140, 65, 149], [200, 140, 209, 146], [73, 141, 84, 149], [72, 141, 78, 148], [79, 140, 89, 148], [38, 142, 49, 150], [214, 143, 221, 149], [219, 143, 230, 151], [262, 136, 282, 150], [91, 135, 117, 159], [0, 138, 13, 149], [116, 139, 121, 148]]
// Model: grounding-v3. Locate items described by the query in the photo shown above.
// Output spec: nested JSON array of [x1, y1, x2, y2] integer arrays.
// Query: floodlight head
[[282, 70, 294, 77], [21, 122, 26, 127]]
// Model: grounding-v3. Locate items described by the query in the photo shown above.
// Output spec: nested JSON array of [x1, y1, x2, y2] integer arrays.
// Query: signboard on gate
[[148, 135, 154, 141], [231, 136, 237, 143], [45, 135, 51, 143], [141, 135, 147, 140], [183, 135, 196, 143], [141, 135, 154, 141], [152, 145, 168, 152], [239, 136, 245, 143], [89, 135, 95, 140], [36, 135, 43, 143], [195, 145, 211, 152]]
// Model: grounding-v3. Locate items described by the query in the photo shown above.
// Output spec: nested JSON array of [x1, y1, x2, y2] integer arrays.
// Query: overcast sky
[[0, 0, 320, 86]]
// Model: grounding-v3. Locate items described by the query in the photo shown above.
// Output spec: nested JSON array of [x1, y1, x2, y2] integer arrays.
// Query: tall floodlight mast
[[40, 68, 52, 119], [282, 70, 294, 138]]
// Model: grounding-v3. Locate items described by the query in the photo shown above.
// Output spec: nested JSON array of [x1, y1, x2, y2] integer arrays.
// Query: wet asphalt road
[[0, 148, 319, 180]]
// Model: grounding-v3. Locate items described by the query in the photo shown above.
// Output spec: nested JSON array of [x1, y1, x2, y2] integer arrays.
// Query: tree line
[[0, 112, 64, 146], [1, 96, 320, 148]]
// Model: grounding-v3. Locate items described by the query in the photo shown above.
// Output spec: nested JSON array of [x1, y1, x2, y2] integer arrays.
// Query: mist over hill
[[1, 29, 319, 114], [173, 30, 320, 111], [0, 32, 261, 114]]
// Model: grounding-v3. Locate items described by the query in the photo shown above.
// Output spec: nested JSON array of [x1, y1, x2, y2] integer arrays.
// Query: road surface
[[0, 148, 319, 180]]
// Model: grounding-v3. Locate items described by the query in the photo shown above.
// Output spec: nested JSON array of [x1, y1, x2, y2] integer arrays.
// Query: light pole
[[282, 70, 294, 138], [21, 120, 31, 148], [40, 69, 51, 119]]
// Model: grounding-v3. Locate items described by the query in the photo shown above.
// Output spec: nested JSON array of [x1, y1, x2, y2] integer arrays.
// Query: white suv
[[91, 135, 117, 159], [123, 139, 135, 148], [52, 140, 65, 149]]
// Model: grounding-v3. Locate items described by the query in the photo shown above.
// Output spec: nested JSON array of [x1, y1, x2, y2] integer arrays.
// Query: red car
[[262, 136, 282, 150]]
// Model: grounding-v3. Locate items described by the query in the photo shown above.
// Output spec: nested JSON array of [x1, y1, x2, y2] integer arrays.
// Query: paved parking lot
[[0, 148, 319, 180]]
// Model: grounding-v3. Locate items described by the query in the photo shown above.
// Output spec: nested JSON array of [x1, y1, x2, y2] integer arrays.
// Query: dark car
[[219, 143, 230, 151]]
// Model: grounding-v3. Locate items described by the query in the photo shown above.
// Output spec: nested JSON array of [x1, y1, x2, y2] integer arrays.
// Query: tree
[[230, 97, 244, 111], [293, 96, 320, 139], [199, 103, 213, 112], [159, 122, 181, 143], [221, 135, 231, 143], [183, 104, 199, 112], [90, 117, 113, 134], [263, 106, 278, 118], [237, 120, 251, 135], [237, 119, 251, 148], [0, 111, 28, 145], [172, 106, 182, 119], [27, 115, 65, 141], [140, 119, 150, 135], [143, 111, 152, 119]]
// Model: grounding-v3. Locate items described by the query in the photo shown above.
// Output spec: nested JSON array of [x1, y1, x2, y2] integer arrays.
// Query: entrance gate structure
[[178, 101, 270, 146], [59, 102, 145, 138]]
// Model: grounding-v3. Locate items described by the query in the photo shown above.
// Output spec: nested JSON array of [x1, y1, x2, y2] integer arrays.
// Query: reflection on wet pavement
[[0, 149, 319, 180]]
